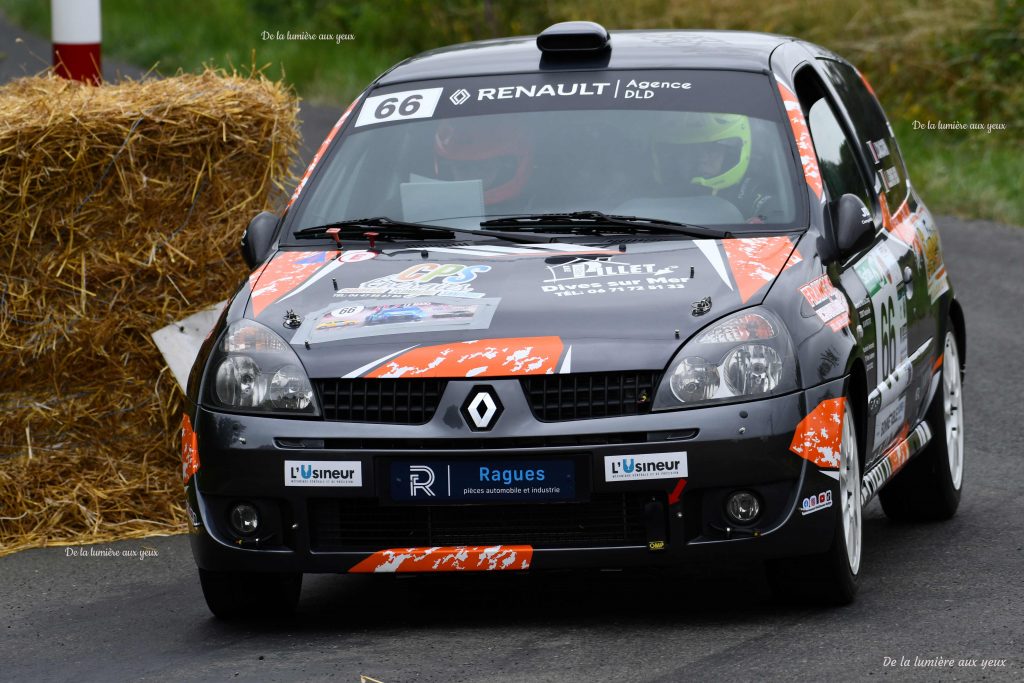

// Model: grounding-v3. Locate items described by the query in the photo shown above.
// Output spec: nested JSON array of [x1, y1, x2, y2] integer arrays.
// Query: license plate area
[[384, 457, 583, 505]]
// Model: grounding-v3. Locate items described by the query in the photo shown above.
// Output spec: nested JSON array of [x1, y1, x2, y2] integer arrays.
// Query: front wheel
[[768, 399, 861, 605], [199, 568, 302, 619], [878, 329, 964, 521]]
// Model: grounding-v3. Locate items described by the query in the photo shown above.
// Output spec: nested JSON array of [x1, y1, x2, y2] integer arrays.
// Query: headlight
[[654, 308, 797, 410], [205, 320, 319, 416]]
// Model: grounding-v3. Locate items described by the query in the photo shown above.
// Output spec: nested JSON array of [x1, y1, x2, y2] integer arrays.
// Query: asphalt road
[[2, 13, 1022, 683], [0, 216, 1020, 682]]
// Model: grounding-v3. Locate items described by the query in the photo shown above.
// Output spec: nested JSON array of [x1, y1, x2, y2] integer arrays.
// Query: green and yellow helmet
[[652, 113, 752, 192]]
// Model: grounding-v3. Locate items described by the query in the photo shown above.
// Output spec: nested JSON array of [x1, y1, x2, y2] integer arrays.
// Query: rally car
[[182, 22, 966, 617]]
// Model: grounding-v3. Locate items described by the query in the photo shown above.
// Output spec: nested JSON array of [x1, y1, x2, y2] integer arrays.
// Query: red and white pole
[[52, 0, 102, 84]]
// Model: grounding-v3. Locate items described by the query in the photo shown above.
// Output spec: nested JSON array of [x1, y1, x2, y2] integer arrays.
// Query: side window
[[819, 59, 908, 203], [806, 98, 873, 210]]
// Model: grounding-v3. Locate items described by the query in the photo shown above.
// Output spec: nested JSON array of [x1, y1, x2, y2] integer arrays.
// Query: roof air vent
[[536, 21, 610, 53]]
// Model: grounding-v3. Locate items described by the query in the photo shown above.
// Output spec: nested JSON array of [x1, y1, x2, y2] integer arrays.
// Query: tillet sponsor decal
[[288, 96, 360, 208], [789, 397, 846, 469], [776, 78, 824, 201], [543, 258, 678, 283], [349, 545, 533, 573], [723, 236, 802, 304], [363, 336, 565, 378], [284, 460, 362, 487], [336, 263, 491, 299], [861, 422, 932, 501], [250, 250, 376, 316], [540, 257, 686, 296], [801, 490, 833, 516], [604, 453, 687, 482], [800, 275, 851, 332], [180, 414, 199, 484]]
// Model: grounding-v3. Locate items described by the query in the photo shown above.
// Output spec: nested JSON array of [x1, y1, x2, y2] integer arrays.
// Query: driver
[[652, 113, 776, 223], [433, 119, 533, 206]]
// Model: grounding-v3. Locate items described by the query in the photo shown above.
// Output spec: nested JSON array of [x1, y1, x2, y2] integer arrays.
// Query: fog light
[[725, 491, 761, 525], [229, 503, 260, 536]]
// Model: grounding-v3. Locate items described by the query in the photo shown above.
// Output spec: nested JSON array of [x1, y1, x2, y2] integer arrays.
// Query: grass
[[894, 121, 1024, 226], [4, 0, 1020, 224]]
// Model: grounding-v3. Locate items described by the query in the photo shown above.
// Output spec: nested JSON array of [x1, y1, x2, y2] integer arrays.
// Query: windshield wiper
[[293, 216, 552, 244], [480, 211, 731, 239]]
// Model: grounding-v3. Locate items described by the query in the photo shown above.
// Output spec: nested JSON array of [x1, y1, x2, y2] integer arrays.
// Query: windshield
[[284, 70, 805, 242]]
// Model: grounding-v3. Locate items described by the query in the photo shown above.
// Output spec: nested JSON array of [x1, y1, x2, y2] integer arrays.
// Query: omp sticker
[[349, 545, 533, 573], [854, 243, 908, 382], [604, 453, 687, 482], [800, 275, 851, 332], [723, 236, 802, 304], [354, 87, 444, 127], [288, 96, 360, 208], [775, 78, 824, 201], [250, 251, 333, 316], [180, 414, 199, 484], [800, 490, 833, 516], [789, 397, 846, 469], [284, 461, 362, 487], [364, 337, 564, 378]]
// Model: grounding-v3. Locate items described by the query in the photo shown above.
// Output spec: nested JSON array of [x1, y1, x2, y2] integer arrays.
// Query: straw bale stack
[[0, 70, 300, 554]]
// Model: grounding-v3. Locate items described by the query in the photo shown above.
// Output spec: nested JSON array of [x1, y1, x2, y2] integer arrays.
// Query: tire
[[199, 568, 302, 619], [768, 400, 862, 606], [878, 330, 964, 522]]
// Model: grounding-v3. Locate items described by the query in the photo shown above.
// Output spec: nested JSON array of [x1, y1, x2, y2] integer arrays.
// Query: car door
[[794, 64, 917, 469]]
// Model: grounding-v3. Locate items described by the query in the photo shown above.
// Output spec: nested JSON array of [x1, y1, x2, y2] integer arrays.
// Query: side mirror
[[240, 211, 278, 269], [835, 193, 875, 255]]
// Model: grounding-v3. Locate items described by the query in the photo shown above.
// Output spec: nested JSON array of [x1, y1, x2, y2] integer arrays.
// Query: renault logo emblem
[[461, 386, 503, 431]]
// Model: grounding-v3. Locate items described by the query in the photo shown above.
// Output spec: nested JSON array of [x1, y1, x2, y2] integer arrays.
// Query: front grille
[[308, 493, 651, 551], [314, 378, 447, 424], [521, 371, 662, 422]]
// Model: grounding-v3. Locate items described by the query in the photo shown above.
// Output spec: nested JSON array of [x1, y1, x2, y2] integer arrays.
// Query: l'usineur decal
[[284, 461, 362, 487], [604, 453, 688, 482]]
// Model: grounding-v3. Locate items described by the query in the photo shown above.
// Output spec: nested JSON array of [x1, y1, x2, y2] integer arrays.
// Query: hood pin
[[283, 310, 303, 329], [691, 296, 712, 316]]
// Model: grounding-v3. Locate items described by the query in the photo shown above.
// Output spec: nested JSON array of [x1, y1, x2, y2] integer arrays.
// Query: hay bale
[[0, 70, 300, 555]]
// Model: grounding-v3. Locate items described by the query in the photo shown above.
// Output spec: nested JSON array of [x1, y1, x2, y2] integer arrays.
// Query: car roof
[[377, 30, 798, 86]]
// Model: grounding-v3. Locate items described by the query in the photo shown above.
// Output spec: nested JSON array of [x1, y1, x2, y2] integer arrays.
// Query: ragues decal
[[284, 460, 362, 487], [604, 453, 688, 482], [336, 263, 491, 299], [789, 397, 846, 469], [362, 337, 565, 378], [800, 275, 851, 332], [349, 545, 532, 573]]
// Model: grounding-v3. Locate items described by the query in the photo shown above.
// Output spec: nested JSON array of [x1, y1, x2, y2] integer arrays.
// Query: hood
[[244, 236, 802, 378]]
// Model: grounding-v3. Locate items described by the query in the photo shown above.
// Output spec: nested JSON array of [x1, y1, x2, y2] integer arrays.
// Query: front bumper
[[186, 377, 846, 573]]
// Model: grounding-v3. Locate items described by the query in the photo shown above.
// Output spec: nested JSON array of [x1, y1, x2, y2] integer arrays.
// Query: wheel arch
[[947, 296, 966, 377], [845, 357, 869, 469]]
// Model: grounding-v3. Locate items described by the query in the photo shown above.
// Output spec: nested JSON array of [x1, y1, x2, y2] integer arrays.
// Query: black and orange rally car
[[181, 22, 966, 617]]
